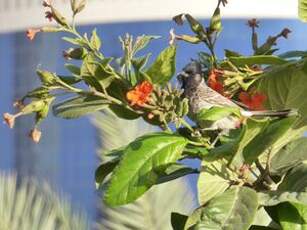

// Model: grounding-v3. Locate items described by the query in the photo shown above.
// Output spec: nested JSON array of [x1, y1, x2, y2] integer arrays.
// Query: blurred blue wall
[[0, 19, 307, 220]]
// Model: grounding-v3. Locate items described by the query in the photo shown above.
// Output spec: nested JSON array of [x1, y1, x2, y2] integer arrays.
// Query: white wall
[[0, 0, 298, 33]]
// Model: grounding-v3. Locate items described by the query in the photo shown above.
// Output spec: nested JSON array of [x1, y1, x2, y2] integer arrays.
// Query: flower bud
[[63, 47, 87, 60], [50, 6, 69, 27], [29, 128, 42, 143], [41, 26, 62, 33], [280, 28, 291, 39], [71, 0, 86, 16], [21, 100, 46, 115], [36, 70, 57, 86]]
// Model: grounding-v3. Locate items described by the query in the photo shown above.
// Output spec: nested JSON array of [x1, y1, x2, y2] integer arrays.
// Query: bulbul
[[177, 61, 295, 133]]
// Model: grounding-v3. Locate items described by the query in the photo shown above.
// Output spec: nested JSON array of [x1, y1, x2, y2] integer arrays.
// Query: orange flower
[[26, 28, 40, 41], [208, 69, 224, 95], [126, 81, 153, 107], [239, 91, 267, 110]]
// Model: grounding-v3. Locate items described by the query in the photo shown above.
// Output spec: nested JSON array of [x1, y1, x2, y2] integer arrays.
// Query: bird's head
[[177, 61, 204, 89]]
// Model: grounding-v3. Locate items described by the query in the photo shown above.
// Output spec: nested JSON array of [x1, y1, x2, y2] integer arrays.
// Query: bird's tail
[[241, 109, 298, 117]]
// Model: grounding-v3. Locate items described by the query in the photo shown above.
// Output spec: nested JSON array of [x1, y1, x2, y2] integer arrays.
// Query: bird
[[177, 61, 296, 134]]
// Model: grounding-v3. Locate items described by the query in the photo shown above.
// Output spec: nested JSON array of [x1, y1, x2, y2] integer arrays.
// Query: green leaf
[[156, 163, 198, 185], [95, 157, 120, 189], [278, 163, 307, 193], [249, 226, 279, 230], [256, 59, 307, 129], [184, 14, 207, 37], [184, 207, 203, 230], [252, 207, 277, 229], [197, 160, 235, 205], [193, 186, 258, 230], [62, 36, 86, 46], [58, 75, 82, 85], [225, 49, 242, 58], [131, 54, 151, 81], [270, 137, 307, 176], [210, 7, 222, 32], [258, 191, 307, 207], [279, 50, 307, 59], [277, 202, 307, 229], [132, 35, 160, 55], [243, 116, 297, 164], [90, 29, 101, 50], [228, 55, 288, 66], [81, 54, 117, 90], [104, 132, 188, 206], [53, 95, 108, 119], [196, 106, 241, 122], [207, 128, 246, 161], [146, 46, 176, 86], [109, 104, 140, 120], [171, 212, 188, 230], [65, 64, 81, 76], [183, 145, 209, 159], [230, 118, 269, 168], [299, 0, 307, 22]]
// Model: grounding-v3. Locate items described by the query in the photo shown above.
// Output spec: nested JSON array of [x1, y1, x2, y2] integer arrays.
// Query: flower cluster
[[207, 69, 224, 95], [126, 81, 154, 107], [239, 91, 267, 110]]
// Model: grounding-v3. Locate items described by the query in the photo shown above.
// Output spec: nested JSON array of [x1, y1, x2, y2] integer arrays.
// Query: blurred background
[[0, 0, 306, 228]]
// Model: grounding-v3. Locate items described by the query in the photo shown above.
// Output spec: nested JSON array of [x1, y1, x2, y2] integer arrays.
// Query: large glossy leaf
[[197, 160, 234, 205], [258, 191, 307, 207], [251, 207, 276, 229], [156, 163, 198, 185], [229, 118, 269, 168], [94, 112, 195, 230], [256, 59, 307, 129], [104, 132, 188, 206], [270, 137, 307, 175], [53, 95, 108, 119], [146, 46, 176, 85], [192, 186, 258, 230], [278, 163, 307, 193], [196, 106, 240, 122], [299, 0, 307, 22], [277, 202, 307, 230], [95, 157, 121, 189], [243, 116, 297, 165]]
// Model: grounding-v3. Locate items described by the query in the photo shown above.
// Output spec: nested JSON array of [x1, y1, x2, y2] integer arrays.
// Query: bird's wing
[[199, 84, 240, 108]]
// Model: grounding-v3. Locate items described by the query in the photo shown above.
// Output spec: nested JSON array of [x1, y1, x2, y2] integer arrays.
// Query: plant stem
[[180, 118, 194, 132]]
